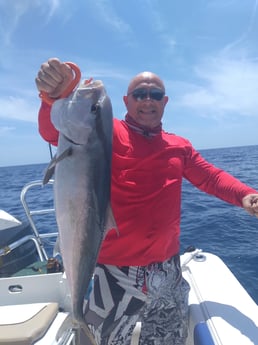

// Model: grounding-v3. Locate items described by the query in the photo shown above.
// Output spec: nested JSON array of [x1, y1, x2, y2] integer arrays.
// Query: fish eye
[[91, 104, 99, 114]]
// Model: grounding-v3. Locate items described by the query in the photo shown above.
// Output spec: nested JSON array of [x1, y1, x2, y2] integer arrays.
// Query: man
[[36, 58, 258, 345]]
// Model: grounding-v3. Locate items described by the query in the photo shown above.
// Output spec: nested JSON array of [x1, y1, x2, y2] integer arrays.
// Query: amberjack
[[45, 79, 114, 345]]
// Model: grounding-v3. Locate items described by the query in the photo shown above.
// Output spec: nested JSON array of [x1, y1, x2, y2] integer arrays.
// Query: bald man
[[36, 58, 258, 345]]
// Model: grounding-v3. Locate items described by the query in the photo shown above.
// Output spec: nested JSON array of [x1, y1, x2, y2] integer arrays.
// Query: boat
[[0, 179, 258, 345], [182, 251, 258, 345]]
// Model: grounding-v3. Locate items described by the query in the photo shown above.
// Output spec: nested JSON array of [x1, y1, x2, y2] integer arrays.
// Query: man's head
[[123, 72, 169, 129]]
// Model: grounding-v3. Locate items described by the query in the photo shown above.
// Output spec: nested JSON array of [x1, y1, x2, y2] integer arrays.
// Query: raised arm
[[35, 58, 74, 145]]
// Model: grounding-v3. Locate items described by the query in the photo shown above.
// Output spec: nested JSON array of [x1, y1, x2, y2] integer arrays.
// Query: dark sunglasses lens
[[132, 89, 148, 100], [132, 88, 164, 101], [150, 89, 164, 101]]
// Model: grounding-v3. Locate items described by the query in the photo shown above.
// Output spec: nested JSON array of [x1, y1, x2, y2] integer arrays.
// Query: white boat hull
[[182, 251, 258, 345]]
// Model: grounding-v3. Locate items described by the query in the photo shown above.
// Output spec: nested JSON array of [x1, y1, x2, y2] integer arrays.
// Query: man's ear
[[163, 95, 169, 106], [123, 95, 128, 108]]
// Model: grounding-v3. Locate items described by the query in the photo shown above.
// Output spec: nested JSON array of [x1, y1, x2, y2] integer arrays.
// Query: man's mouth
[[139, 109, 156, 114]]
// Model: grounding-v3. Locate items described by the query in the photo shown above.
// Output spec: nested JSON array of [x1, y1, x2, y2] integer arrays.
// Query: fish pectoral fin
[[42, 147, 73, 185], [42, 155, 57, 185], [56, 146, 73, 162], [104, 203, 119, 237]]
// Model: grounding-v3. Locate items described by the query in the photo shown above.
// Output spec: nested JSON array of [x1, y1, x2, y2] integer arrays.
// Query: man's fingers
[[35, 58, 74, 98], [48, 58, 72, 82]]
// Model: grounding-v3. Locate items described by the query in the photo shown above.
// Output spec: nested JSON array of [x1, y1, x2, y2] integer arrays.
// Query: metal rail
[[20, 180, 58, 261], [0, 235, 46, 261]]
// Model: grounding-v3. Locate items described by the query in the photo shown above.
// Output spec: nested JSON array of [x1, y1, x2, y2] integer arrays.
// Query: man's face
[[123, 73, 169, 129]]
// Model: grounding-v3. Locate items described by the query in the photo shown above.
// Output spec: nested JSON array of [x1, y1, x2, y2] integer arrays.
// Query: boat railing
[[20, 179, 58, 261], [0, 234, 46, 262]]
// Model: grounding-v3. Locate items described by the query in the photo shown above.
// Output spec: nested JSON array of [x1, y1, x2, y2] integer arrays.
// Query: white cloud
[[0, 96, 38, 122], [176, 56, 258, 117], [48, 0, 60, 19], [89, 0, 132, 34], [0, 126, 15, 136], [0, 0, 60, 46], [0, 0, 28, 46]]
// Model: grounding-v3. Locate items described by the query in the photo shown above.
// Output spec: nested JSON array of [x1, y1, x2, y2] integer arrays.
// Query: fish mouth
[[87, 79, 104, 89], [80, 79, 104, 92], [78, 80, 105, 101]]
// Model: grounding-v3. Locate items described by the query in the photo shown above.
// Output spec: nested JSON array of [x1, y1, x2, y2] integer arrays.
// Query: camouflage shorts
[[84, 255, 190, 345]]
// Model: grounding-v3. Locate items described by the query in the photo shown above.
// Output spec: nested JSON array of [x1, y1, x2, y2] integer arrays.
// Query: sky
[[0, 0, 258, 167]]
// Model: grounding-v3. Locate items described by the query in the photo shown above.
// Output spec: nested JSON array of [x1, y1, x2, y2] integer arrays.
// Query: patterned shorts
[[84, 255, 190, 345]]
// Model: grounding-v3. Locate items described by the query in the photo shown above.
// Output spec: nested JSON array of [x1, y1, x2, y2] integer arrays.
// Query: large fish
[[45, 79, 114, 344]]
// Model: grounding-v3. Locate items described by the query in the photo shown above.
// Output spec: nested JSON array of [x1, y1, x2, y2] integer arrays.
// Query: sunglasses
[[128, 88, 165, 101]]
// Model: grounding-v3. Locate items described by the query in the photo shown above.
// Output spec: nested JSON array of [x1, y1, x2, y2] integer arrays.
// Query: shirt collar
[[124, 113, 162, 137]]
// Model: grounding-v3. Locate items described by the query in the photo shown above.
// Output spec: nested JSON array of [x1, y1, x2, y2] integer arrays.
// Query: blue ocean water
[[0, 145, 258, 304]]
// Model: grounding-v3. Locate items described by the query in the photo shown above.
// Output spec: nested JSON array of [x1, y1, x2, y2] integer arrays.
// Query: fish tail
[[80, 322, 97, 345]]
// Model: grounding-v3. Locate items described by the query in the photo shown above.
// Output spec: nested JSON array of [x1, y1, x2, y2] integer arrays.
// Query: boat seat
[[0, 302, 58, 345]]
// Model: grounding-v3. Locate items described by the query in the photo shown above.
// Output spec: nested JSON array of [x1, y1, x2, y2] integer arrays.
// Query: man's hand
[[242, 194, 258, 217], [35, 58, 74, 99]]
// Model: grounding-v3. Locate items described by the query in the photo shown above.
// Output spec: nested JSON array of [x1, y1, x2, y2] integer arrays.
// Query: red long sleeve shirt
[[38, 103, 257, 266]]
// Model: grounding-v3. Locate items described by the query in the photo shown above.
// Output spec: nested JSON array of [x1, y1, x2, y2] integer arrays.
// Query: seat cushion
[[0, 303, 58, 345]]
